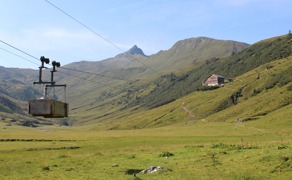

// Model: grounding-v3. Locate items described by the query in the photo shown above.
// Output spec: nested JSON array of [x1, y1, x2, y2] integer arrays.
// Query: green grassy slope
[[65, 37, 247, 76], [214, 34, 292, 77], [136, 37, 249, 73], [51, 37, 248, 117], [0, 37, 291, 180], [1, 35, 290, 130], [67, 34, 291, 125], [0, 66, 69, 126], [76, 56, 291, 130], [125, 34, 292, 109]]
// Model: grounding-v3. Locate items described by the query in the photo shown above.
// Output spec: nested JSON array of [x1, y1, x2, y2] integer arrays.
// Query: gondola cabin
[[28, 56, 68, 118], [29, 99, 68, 118]]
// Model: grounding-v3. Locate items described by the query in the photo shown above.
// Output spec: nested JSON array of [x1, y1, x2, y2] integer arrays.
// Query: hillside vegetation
[[64, 34, 291, 128], [0, 35, 291, 129], [73, 56, 291, 130], [127, 34, 292, 109], [0, 35, 291, 179]]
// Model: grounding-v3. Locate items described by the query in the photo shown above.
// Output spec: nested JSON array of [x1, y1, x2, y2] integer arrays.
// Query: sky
[[0, 0, 291, 69]]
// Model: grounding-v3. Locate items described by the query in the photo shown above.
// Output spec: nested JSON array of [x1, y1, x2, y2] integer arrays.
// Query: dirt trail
[[181, 102, 195, 118]]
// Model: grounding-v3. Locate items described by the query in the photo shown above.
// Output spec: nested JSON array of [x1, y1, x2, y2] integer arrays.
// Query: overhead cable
[[60, 67, 130, 82], [58, 71, 126, 91], [0, 40, 129, 90], [0, 47, 39, 66], [44, 0, 161, 75], [0, 39, 40, 61]]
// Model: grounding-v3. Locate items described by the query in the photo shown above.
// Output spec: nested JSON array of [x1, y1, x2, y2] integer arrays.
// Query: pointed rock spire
[[126, 45, 145, 56]]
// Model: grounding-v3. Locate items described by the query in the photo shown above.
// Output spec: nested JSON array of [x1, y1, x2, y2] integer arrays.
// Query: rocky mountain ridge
[[0, 36, 260, 127]]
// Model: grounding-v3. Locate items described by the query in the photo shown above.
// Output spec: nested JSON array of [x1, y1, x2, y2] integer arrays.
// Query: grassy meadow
[[0, 120, 291, 179], [1, 57, 291, 179], [0, 37, 291, 179]]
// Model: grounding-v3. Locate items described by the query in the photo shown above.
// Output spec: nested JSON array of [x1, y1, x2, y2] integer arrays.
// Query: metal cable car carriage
[[29, 56, 68, 118]]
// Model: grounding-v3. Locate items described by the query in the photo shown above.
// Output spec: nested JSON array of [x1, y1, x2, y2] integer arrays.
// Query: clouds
[[2, 26, 100, 51], [0, 0, 291, 69], [0, 26, 118, 68], [29, 27, 104, 49]]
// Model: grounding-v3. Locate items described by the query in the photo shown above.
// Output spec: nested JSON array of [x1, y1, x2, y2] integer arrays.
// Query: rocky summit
[[126, 45, 146, 56]]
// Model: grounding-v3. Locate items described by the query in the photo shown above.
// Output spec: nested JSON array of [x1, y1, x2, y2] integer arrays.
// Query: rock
[[140, 166, 165, 174], [21, 120, 38, 127]]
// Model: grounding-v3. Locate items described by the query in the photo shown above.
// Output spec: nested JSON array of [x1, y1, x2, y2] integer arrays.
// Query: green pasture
[[0, 120, 291, 179]]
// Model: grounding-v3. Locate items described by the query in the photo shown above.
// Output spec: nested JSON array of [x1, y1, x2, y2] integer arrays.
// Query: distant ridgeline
[[125, 34, 292, 109], [0, 34, 291, 126]]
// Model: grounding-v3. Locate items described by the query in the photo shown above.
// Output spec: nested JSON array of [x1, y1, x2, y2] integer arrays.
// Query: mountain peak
[[126, 45, 146, 56], [171, 37, 214, 50]]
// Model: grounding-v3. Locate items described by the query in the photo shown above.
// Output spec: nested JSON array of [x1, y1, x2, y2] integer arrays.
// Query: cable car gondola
[[28, 56, 68, 118]]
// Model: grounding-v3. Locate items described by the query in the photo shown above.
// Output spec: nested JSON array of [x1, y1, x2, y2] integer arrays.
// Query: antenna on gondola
[[28, 56, 68, 118]]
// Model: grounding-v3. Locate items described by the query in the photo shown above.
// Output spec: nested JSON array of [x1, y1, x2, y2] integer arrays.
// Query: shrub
[[159, 151, 174, 157], [42, 166, 50, 171]]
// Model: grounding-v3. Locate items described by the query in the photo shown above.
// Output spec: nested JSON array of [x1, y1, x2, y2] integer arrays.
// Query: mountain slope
[[53, 37, 248, 113], [125, 34, 292, 109], [136, 37, 249, 73], [81, 56, 291, 130], [0, 36, 248, 127], [62, 37, 248, 78], [67, 34, 291, 127], [1, 35, 290, 129]]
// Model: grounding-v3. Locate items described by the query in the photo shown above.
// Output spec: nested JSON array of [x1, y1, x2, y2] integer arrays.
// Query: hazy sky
[[0, 0, 291, 69]]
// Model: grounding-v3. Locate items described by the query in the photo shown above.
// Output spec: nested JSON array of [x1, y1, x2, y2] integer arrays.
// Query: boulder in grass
[[140, 166, 164, 174]]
